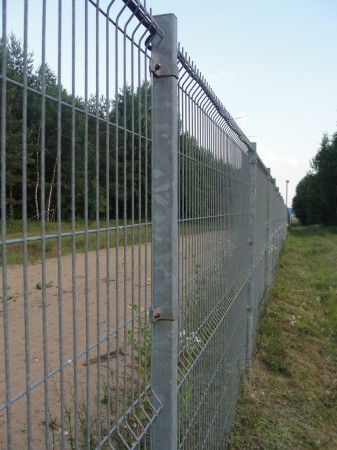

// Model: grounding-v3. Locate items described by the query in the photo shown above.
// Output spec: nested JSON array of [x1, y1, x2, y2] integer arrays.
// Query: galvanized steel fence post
[[150, 14, 179, 450], [246, 143, 257, 369]]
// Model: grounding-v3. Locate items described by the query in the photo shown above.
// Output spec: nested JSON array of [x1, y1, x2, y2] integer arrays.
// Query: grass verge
[[229, 223, 337, 449], [1, 219, 151, 265]]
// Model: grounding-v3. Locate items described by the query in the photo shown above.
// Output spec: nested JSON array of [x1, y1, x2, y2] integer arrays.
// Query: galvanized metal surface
[[0, 1, 287, 449], [151, 13, 179, 450]]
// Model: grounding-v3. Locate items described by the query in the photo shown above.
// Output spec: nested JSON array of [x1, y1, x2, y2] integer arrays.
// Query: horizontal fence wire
[[0, 1, 288, 449]]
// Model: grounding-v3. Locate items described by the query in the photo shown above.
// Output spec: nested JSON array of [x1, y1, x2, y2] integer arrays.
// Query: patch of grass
[[0, 219, 151, 265], [35, 280, 53, 290], [229, 223, 337, 449]]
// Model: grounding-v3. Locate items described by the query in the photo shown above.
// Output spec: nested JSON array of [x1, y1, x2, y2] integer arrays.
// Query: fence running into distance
[[0, 1, 287, 449]]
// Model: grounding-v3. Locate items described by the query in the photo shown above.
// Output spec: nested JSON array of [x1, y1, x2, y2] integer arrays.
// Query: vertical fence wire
[[22, 1, 32, 448], [57, 2, 65, 449], [1, 1, 10, 448], [40, 3, 49, 446]]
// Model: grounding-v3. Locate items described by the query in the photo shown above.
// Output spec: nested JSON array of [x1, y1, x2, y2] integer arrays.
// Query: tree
[[293, 132, 337, 225], [0, 33, 35, 219], [1, 33, 100, 221], [109, 82, 152, 222], [311, 133, 337, 224], [292, 174, 319, 225]]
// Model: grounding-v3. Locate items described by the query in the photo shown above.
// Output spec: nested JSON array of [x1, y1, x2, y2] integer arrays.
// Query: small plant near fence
[[51, 305, 154, 449]]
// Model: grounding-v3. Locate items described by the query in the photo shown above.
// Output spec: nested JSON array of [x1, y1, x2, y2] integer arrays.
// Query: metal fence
[[0, 1, 287, 449]]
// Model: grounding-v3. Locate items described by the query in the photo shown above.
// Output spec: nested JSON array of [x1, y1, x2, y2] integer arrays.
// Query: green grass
[[229, 223, 337, 450], [0, 219, 151, 265]]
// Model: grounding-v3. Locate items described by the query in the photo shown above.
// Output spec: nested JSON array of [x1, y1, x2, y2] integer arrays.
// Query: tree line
[[0, 33, 152, 222], [292, 132, 337, 225], [1, 34, 242, 224]]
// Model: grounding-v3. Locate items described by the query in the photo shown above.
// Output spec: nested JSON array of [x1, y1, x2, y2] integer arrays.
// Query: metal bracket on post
[[150, 63, 179, 78], [150, 306, 178, 323]]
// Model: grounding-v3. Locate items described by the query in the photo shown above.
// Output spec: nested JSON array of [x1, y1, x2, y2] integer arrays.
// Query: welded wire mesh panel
[[250, 161, 267, 339], [272, 190, 285, 266], [0, 1, 161, 448], [267, 179, 288, 281], [272, 188, 278, 271], [277, 191, 288, 244], [177, 51, 251, 449], [267, 179, 277, 282], [254, 161, 268, 299], [250, 158, 289, 343]]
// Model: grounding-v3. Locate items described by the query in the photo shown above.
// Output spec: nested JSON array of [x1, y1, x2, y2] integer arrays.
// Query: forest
[[1, 33, 153, 223], [1, 34, 241, 224]]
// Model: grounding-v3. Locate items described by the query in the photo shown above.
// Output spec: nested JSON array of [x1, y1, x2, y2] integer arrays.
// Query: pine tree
[[0, 33, 35, 219]]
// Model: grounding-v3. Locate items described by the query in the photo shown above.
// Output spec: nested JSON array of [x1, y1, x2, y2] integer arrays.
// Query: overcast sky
[[5, 0, 337, 205], [152, 0, 337, 204]]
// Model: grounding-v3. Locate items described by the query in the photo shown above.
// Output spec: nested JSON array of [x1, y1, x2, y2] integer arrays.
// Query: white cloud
[[218, 70, 239, 78], [207, 69, 239, 81], [257, 144, 298, 168], [233, 111, 253, 136]]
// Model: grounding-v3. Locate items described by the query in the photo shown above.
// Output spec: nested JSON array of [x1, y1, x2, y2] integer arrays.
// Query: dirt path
[[0, 243, 151, 449], [0, 228, 230, 448]]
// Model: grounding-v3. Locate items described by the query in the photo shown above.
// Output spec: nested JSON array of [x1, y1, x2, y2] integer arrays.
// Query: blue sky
[[153, 0, 337, 204], [4, 0, 337, 204]]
